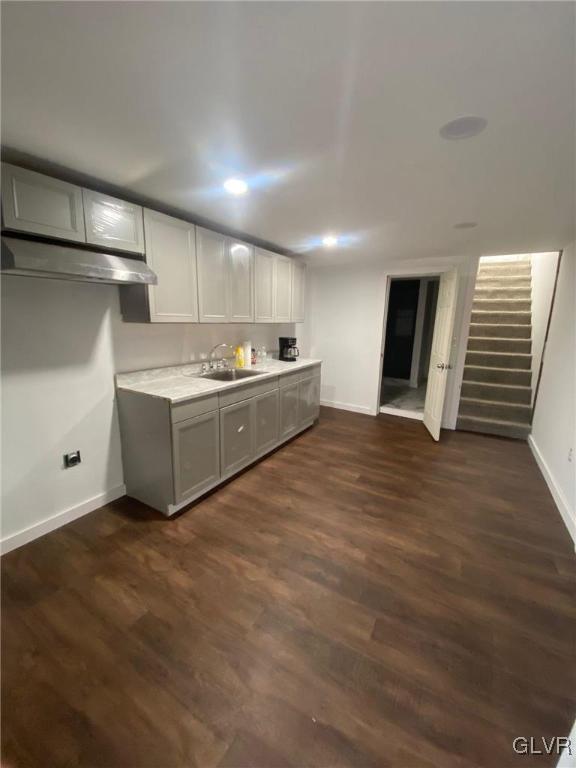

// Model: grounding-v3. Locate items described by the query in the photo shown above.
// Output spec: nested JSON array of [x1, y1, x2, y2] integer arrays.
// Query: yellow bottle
[[235, 345, 244, 368]]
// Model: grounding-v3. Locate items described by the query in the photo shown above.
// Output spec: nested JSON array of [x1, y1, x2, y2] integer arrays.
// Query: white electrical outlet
[[568, 447, 573, 463]]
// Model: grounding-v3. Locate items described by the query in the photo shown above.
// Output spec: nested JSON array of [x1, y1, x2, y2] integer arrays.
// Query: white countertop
[[116, 358, 322, 404]]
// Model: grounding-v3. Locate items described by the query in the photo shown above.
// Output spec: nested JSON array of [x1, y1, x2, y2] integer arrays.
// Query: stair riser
[[463, 366, 531, 386], [478, 265, 531, 277], [459, 399, 532, 424], [474, 288, 531, 300], [461, 381, 531, 405], [469, 323, 531, 339], [473, 299, 531, 312], [466, 351, 531, 370], [476, 276, 531, 288], [467, 337, 531, 353], [457, 417, 530, 440], [471, 311, 531, 325]]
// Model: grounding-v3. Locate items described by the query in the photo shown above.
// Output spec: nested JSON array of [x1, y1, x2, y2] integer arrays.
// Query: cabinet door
[[1, 163, 85, 242], [228, 240, 254, 322], [254, 389, 279, 457], [254, 248, 275, 322], [291, 261, 306, 323], [280, 383, 300, 439], [220, 399, 254, 476], [197, 226, 229, 323], [172, 411, 220, 503], [83, 189, 145, 253], [299, 375, 321, 426], [144, 210, 198, 322], [274, 255, 292, 322]]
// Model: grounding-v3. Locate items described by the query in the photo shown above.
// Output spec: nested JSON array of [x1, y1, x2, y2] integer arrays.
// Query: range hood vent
[[1, 236, 157, 286]]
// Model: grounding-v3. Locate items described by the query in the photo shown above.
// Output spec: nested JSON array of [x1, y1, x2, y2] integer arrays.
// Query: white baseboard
[[321, 399, 377, 416], [556, 717, 576, 767], [0, 484, 126, 555], [528, 436, 576, 549]]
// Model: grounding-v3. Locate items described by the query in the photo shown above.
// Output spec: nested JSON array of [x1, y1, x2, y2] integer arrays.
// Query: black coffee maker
[[279, 337, 299, 362]]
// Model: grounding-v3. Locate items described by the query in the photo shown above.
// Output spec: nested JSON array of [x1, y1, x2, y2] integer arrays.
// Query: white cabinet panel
[[144, 209, 198, 323], [228, 240, 254, 322], [254, 389, 279, 456], [83, 189, 144, 253], [172, 410, 220, 502], [197, 227, 229, 323], [280, 382, 300, 439], [254, 248, 275, 322], [274, 255, 292, 322], [291, 261, 306, 323], [1, 163, 85, 242]]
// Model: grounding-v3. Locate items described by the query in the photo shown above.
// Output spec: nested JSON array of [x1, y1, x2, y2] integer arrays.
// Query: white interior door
[[423, 268, 458, 441]]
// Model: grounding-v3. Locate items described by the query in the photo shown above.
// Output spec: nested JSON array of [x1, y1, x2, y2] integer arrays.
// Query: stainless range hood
[[1, 236, 157, 285]]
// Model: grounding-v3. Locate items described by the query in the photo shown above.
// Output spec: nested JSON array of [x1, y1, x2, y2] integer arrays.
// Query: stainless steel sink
[[200, 369, 264, 382]]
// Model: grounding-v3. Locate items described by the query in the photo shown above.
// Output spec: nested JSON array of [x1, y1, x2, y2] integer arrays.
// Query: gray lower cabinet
[[172, 410, 220, 502], [299, 374, 321, 425], [280, 382, 300, 439], [220, 399, 254, 476], [254, 389, 279, 456], [118, 365, 321, 517]]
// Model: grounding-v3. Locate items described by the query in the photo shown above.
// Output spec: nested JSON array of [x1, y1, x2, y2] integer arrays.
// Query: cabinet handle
[[237, 425, 245, 433]]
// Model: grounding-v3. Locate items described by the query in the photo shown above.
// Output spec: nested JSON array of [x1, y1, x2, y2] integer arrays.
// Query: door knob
[[436, 363, 446, 370]]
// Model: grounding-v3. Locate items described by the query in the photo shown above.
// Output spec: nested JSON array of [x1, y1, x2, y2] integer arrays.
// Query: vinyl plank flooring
[[2, 407, 575, 767]]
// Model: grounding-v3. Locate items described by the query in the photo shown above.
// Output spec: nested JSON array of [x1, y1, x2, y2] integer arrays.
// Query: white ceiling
[[1, 1, 574, 265]]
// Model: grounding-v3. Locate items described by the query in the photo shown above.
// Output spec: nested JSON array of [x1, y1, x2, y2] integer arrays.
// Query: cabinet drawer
[[218, 377, 279, 408], [171, 395, 219, 424], [300, 364, 321, 380], [278, 370, 301, 388]]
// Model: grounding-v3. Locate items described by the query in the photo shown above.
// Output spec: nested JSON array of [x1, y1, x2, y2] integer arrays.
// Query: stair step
[[459, 397, 532, 424], [463, 365, 531, 386], [478, 264, 531, 277], [465, 350, 531, 370], [461, 380, 532, 405], [469, 323, 531, 339], [471, 310, 531, 325], [467, 337, 531, 353], [474, 287, 532, 301], [476, 275, 531, 288], [456, 415, 530, 440], [473, 298, 531, 312]]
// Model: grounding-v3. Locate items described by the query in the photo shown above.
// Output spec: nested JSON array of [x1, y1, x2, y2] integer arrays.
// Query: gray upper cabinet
[[280, 382, 300, 439], [197, 226, 229, 323], [144, 210, 198, 323], [83, 189, 145, 253], [220, 399, 254, 476], [291, 261, 306, 323], [228, 239, 254, 322], [1, 163, 86, 242], [254, 389, 279, 457], [172, 410, 220, 503], [254, 248, 275, 322], [274, 255, 292, 322]]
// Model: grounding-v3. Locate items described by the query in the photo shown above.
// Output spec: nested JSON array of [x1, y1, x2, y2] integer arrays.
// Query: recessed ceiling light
[[440, 116, 488, 140], [322, 235, 339, 247], [223, 178, 248, 195], [454, 221, 478, 229]]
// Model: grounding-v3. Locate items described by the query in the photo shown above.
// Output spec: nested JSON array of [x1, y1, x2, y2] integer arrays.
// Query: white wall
[[531, 251, 560, 401], [301, 255, 475, 420], [529, 242, 576, 546], [0, 275, 293, 551]]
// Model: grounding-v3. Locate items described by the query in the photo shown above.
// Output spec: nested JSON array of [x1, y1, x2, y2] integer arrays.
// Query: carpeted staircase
[[457, 256, 532, 439]]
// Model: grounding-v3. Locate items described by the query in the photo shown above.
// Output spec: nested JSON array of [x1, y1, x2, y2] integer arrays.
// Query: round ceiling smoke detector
[[440, 116, 487, 140], [454, 221, 478, 229]]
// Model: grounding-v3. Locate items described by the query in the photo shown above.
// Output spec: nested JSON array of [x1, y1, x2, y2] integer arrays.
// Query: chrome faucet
[[208, 343, 233, 370]]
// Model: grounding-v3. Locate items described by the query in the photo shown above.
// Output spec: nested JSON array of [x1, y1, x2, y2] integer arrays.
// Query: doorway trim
[[375, 258, 474, 427]]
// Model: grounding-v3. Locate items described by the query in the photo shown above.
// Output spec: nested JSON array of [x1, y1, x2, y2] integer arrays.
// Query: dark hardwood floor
[[2, 407, 575, 768]]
